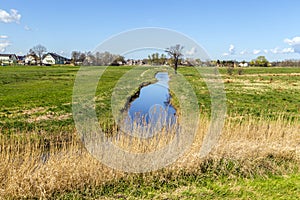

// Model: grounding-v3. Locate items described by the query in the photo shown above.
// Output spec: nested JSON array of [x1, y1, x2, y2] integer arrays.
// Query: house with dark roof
[[17, 55, 26, 65], [42, 53, 70, 65], [25, 53, 38, 65], [0, 54, 17, 65]]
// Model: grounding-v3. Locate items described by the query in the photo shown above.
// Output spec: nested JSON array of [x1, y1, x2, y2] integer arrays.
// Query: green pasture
[[0, 65, 299, 133]]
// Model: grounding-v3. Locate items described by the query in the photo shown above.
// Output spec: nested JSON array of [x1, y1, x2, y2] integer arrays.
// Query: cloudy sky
[[1, 0, 300, 61]]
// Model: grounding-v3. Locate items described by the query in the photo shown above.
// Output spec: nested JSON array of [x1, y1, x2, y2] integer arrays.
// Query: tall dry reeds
[[0, 114, 299, 198]]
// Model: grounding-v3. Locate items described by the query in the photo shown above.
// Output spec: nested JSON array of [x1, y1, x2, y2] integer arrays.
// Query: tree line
[[22, 44, 300, 72]]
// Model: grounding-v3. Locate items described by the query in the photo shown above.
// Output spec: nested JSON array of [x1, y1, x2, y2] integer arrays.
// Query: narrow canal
[[126, 72, 177, 133]]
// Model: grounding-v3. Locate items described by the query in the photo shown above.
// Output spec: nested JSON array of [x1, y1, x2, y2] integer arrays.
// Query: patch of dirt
[[27, 113, 72, 123], [223, 73, 300, 77], [23, 107, 47, 115]]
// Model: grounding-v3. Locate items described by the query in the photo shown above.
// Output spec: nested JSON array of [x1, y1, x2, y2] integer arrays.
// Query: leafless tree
[[31, 44, 47, 65], [79, 53, 86, 63], [71, 51, 81, 64], [83, 51, 120, 66], [165, 44, 184, 74], [71, 51, 86, 65]]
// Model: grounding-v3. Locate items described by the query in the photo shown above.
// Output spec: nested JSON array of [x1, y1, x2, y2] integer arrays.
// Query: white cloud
[[223, 44, 235, 56], [185, 47, 197, 56], [239, 50, 248, 55], [281, 47, 294, 54], [229, 44, 235, 54], [24, 25, 31, 31], [233, 37, 299, 57], [0, 41, 10, 52], [284, 36, 300, 54], [270, 47, 294, 54], [253, 49, 261, 55], [284, 37, 300, 45], [270, 47, 280, 54], [0, 34, 11, 52], [0, 35, 8, 39], [0, 9, 21, 23]]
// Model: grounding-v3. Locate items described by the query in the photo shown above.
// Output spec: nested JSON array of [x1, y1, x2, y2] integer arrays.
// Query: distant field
[[0, 65, 299, 133], [182, 66, 300, 118]]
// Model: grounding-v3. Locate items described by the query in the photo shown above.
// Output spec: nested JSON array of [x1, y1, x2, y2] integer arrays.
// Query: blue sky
[[1, 0, 300, 61]]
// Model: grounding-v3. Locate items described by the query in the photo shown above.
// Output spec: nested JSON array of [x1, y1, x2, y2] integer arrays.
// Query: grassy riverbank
[[0, 65, 299, 199]]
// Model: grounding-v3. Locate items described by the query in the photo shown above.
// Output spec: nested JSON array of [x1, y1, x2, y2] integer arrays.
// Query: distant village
[[0, 51, 206, 66], [1, 49, 300, 68], [0, 52, 71, 66]]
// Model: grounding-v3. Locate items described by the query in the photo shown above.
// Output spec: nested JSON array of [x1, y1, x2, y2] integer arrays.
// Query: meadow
[[0, 65, 299, 199], [1, 66, 299, 133]]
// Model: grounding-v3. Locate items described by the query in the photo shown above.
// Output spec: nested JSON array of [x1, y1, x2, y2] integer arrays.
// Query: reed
[[0, 113, 299, 199]]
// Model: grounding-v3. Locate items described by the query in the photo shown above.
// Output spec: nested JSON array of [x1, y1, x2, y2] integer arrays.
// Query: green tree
[[251, 56, 269, 67], [147, 53, 167, 65], [159, 53, 167, 65]]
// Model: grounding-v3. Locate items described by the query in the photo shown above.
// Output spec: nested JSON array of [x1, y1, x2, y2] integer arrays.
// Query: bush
[[238, 67, 243, 75], [227, 67, 234, 75]]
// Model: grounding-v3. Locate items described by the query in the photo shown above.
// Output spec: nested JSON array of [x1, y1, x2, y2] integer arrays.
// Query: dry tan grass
[[0, 114, 299, 199], [27, 113, 72, 123], [0, 133, 123, 198]]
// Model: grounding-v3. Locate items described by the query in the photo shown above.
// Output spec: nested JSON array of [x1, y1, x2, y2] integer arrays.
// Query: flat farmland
[[0, 66, 299, 133], [0, 65, 299, 199]]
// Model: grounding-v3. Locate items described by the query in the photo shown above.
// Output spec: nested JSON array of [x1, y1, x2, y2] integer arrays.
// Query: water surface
[[126, 72, 176, 131]]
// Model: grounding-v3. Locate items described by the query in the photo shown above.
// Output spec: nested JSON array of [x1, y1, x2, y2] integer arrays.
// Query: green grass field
[[0, 65, 299, 133], [56, 173, 300, 199], [0, 65, 299, 199]]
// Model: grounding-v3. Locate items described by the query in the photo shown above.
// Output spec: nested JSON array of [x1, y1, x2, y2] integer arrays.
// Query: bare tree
[[165, 44, 184, 74], [79, 53, 86, 63], [71, 51, 87, 65], [83, 51, 95, 65], [31, 44, 47, 65]]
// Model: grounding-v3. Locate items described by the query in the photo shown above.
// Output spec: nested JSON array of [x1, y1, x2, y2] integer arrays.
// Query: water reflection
[[126, 72, 177, 134]]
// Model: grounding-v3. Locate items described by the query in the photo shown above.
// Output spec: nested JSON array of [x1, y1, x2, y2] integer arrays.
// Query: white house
[[25, 54, 38, 65], [42, 53, 70, 65], [239, 62, 249, 67], [0, 54, 17, 65]]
